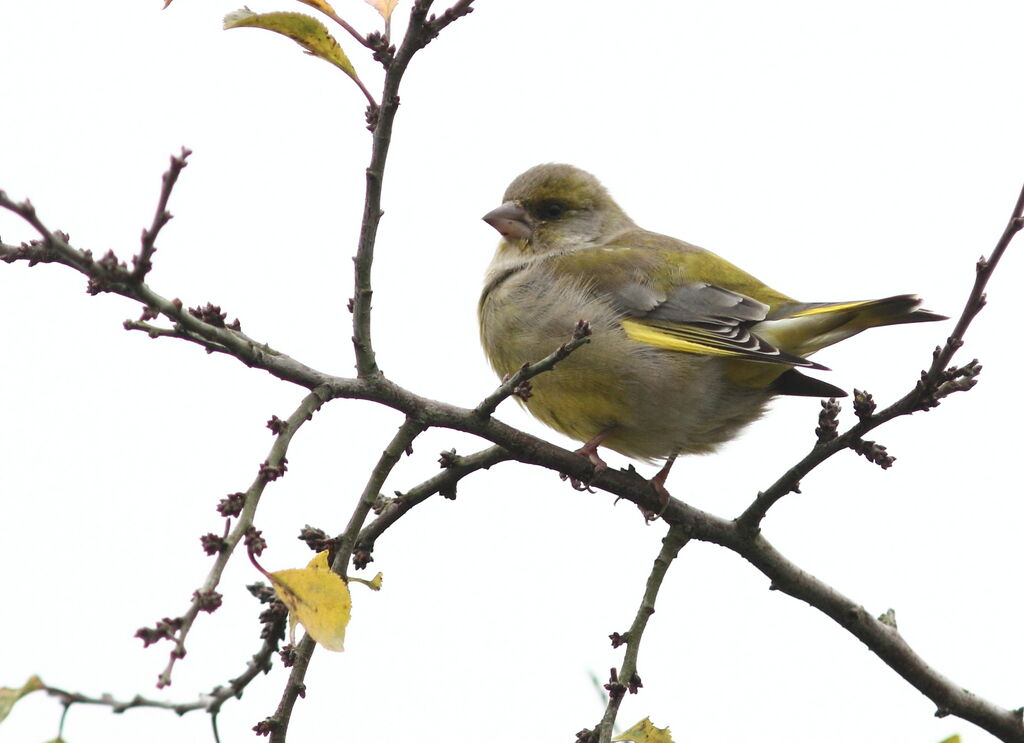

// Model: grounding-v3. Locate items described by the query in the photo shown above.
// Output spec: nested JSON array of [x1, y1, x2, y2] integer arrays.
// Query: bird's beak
[[482, 201, 533, 241]]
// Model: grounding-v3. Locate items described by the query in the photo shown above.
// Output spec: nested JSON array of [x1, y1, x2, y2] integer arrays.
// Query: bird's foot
[[559, 434, 612, 492], [642, 454, 678, 522]]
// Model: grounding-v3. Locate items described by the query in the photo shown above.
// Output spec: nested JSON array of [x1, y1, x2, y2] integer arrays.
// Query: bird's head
[[482, 164, 634, 255]]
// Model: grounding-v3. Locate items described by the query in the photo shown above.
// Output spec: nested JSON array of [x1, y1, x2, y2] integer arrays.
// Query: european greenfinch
[[478, 164, 944, 501]]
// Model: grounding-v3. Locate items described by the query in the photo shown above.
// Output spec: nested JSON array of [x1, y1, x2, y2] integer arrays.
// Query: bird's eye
[[534, 201, 566, 220]]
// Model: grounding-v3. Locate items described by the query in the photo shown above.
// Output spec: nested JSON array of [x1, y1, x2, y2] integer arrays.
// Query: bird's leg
[[647, 453, 678, 520], [560, 429, 614, 492]]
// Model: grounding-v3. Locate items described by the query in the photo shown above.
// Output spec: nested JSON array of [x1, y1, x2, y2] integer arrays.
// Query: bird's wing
[[546, 238, 825, 369]]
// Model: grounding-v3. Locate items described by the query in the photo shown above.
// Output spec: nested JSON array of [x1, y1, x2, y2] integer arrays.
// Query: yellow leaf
[[269, 551, 351, 652], [0, 675, 44, 724], [223, 9, 359, 81], [613, 717, 675, 743], [295, 0, 340, 19], [365, 0, 398, 22], [937, 736, 961, 743]]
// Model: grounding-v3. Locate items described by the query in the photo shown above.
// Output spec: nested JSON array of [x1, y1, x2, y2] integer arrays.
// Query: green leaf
[[223, 9, 359, 81]]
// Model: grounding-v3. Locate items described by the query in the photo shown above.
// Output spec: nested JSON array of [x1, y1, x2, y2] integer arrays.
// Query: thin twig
[[926, 180, 1024, 385], [133, 148, 191, 280], [351, 74, 378, 111], [123, 319, 232, 355], [319, 6, 372, 48], [349, 0, 476, 378], [474, 320, 591, 418], [148, 388, 329, 688], [736, 180, 1024, 530], [0, 237, 62, 265], [425, 0, 475, 37], [0, 188, 331, 388], [0, 191, 100, 275], [353, 444, 513, 564], [3, 96, 1019, 743], [43, 613, 284, 723], [336, 416, 427, 577], [592, 526, 690, 743], [45, 686, 207, 715], [268, 416, 426, 743]]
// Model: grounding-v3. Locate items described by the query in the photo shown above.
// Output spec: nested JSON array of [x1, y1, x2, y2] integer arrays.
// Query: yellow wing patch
[[786, 299, 875, 317], [620, 318, 747, 358], [621, 318, 822, 368]]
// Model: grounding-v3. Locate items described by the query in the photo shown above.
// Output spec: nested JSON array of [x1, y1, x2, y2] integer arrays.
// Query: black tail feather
[[772, 369, 848, 398]]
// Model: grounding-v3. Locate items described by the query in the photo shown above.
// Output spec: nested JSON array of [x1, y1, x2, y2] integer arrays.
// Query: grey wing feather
[[609, 281, 768, 323], [608, 281, 825, 369], [648, 282, 769, 324]]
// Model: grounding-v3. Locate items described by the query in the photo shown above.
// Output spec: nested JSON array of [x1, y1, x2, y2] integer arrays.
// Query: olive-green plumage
[[478, 164, 944, 467]]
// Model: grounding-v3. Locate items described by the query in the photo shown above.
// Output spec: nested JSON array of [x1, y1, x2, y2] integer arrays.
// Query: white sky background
[[1, 2, 1022, 742]]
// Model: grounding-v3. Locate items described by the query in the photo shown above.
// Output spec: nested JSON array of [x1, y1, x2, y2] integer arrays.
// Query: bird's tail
[[727, 294, 945, 395], [759, 294, 946, 358]]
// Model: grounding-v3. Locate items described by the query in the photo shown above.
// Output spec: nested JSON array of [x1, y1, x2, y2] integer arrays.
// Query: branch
[[0, 192, 99, 277], [1, 191, 333, 388], [313, 5, 371, 49], [336, 416, 428, 578], [590, 526, 690, 743], [737, 179, 1024, 530], [349, 0, 476, 378], [926, 180, 1024, 384], [1, 236, 63, 265], [44, 685, 206, 716], [691, 507, 1024, 742], [474, 320, 591, 418], [3, 70, 1018, 743], [353, 444, 513, 566], [123, 319, 234, 355], [132, 147, 191, 280], [267, 416, 426, 743], [45, 591, 286, 733], [136, 389, 328, 688], [424, 0, 475, 39]]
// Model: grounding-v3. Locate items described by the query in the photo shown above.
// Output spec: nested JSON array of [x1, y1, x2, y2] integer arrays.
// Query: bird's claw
[[559, 441, 610, 492], [560, 472, 597, 492], [640, 455, 677, 522], [640, 478, 671, 522]]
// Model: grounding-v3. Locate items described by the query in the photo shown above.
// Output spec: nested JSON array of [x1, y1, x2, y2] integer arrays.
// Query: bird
[[478, 163, 944, 508]]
